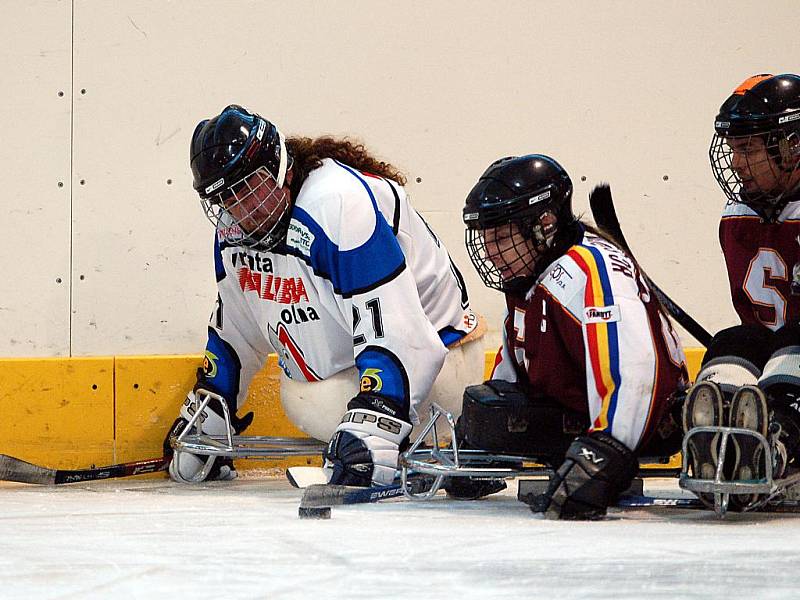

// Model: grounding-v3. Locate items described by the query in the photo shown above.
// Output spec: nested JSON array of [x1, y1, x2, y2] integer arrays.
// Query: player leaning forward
[[683, 74, 800, 509], [460, 155, 689, 519], [166, 105, 481, 485]]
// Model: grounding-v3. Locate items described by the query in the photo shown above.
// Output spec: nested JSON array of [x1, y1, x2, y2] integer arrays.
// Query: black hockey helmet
[[463, 154, 574, 291], [190, 105, 293, 249], [709, 74, 800, 215]]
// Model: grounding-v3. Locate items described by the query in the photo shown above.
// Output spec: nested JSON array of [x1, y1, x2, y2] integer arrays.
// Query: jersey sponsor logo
[[231, 251, 274, 273], [237, 268, 309, 304], [203, 350, 219, 378], [286, 219, 314, 256], [548, 264, 574, 290], [218, 224, 244, 242], [360, 368, 384, 393], [463, 311, 478, 331], [280, 305, 320, 325], [584, 305, 621, 324]]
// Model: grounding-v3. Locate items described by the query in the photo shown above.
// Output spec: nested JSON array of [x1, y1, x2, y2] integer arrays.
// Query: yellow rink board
[[0, 357, 115, 468], [0, 348, 705, 474]]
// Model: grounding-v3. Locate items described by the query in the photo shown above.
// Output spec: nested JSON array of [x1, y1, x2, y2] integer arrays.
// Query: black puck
[[299, 506, 331, 520]]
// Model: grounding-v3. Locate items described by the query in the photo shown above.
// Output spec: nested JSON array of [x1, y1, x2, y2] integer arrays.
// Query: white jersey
[[201, 158, 476, 425], [490, 230, 687, 452]]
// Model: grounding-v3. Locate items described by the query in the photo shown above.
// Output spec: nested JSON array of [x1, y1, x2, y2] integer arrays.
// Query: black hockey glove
[[324, 394, 412, 487], [532, 431, 638, 520]]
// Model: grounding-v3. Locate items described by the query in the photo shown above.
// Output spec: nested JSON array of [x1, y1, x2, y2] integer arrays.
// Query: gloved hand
[[532, 431, 638, 520], [324, 408, 412, 487], [164, 387, 253, 484]]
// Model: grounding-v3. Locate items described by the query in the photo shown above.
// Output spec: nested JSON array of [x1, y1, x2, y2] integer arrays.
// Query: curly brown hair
[[286, 136, 407, 197]]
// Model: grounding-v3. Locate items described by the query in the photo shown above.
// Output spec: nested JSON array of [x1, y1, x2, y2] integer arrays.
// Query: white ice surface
[[1, 476, 799, 600]]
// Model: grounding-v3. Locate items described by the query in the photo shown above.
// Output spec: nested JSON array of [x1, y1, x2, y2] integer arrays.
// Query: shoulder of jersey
[[291, 158, 379, 246], [536, 247, 587, 319], [721, 199, 800, 221], [782, 199, 800, 221], [538, 232, 637, 316], [721, 200, 759, 219], [293, 159, 379, 219]]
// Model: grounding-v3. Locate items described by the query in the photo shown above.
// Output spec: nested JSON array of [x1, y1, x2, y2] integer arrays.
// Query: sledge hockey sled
[[169, 389, 326, 482], [680, 425, 800, 518]]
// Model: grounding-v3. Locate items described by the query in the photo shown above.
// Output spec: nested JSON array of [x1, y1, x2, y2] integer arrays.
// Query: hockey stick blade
[[589, 184, 713, 347], [286, 466, 328, 489], [617, 494, 800, 513], [0, 453, 168, 485], [299, 476, 436, 509], [616, 494, 703, 509]]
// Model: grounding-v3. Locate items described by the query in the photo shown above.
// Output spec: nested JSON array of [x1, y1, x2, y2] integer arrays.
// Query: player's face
[[482, 213, 556, 280], [727, 136, 783, 195], [222, 167, 292, 235]]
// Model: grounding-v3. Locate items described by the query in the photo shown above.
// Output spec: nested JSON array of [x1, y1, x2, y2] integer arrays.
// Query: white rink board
[[0, 1, 72, 355], [3, 1, 800, 355], [0, 477, 797, 599]]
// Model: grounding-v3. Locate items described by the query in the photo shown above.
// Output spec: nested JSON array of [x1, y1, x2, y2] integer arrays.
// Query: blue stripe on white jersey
[[285, 174, 406, 298]]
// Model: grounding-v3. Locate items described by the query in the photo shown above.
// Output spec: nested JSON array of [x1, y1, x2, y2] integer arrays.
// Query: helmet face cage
[[202, 165, 292, 250], [465, 212, 557, 292], [191, 105, 295, 250], [709, 127, 800, 210]]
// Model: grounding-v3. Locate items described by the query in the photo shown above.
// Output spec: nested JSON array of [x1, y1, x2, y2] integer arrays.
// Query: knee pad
[[695, 325, 772, 395], [702, 325, 774, 368], [759, 345, 800, 404], [280, 341, 486, 441], [280, 369, 356, 442]]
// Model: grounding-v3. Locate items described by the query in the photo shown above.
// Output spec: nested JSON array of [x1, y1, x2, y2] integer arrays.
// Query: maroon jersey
[[719, 200, 800, 330], [491, 230, 688, 452]]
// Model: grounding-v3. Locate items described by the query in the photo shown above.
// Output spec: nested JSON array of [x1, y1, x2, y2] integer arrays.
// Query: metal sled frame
[[170, 389, 326, 483], [399, 402, 553, 501], [679, 425, 800, 518], [401, 403, 681, 503]]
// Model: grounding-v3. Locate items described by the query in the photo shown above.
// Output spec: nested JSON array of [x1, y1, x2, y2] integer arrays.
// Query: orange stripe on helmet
[[733, 74, 774, 95]]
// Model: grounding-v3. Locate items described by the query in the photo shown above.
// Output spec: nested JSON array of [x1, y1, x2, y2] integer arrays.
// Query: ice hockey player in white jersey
[[165, 105, 478, 486]]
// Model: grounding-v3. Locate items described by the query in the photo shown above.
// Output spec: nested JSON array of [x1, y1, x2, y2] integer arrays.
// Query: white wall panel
[[4, 1, 800, 355], [0, 0, 71, 356]]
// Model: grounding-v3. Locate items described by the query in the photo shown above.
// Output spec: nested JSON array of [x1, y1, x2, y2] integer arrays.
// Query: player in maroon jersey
[[683, 74, 800, 510], [455, 154, 688, 519]]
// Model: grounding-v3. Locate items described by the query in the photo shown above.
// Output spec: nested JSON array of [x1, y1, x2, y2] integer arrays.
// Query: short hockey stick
[[298, 476, 437, 516], [589, 184, 713, 347], [616, 495, 702, 509], [0, 453, 168, 485], [298, 478, 706, 512]]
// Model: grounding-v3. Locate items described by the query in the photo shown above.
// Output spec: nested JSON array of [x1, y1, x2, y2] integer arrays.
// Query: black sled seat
[[457, 380, 679, 474]]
